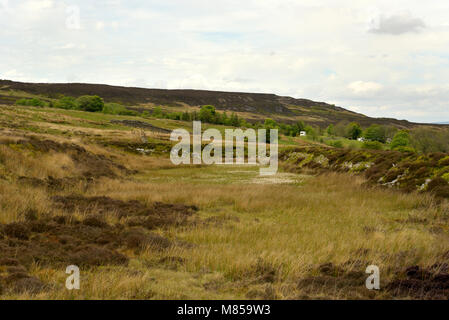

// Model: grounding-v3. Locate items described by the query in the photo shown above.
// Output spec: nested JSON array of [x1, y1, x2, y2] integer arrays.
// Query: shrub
[[152, 106, 163, 118], [15, 98, 46, 107], [166, 112, 183, 120], [362, 141, 383, 150], [427, 177, 449, 198], [345, 122, 362, 140], [295, 121, 306, 133], [409, 127, 449, 154], [305, 125, 318, 141], [181, 112, 191, 121], [391, 130, 411, 150], [326, 124, 335, 136], [442, 173, 449, 182], [347, 141, 360, 150], [392, 146, 415, 153], [199, 105, 216, 123], [230, 112, 240, 127], [363, 125, 387, 143], [328, 140, 344, 148], [55, 96, 77, 110], [102, 103, 138, 116], [76, 95, 104, 112]]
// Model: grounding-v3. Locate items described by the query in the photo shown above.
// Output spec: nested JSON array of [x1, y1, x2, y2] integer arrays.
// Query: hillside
[[0, 79, 429, 128], [0, 103, 448, 299]]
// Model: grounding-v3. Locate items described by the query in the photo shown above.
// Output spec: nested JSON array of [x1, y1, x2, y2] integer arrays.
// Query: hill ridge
[[0, 79, 436, 128]]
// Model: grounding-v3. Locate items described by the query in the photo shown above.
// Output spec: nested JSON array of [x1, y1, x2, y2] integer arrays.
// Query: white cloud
[[1, 0, 449, 122], [21, 0, 53, 11], [348, 81, 383, 94], [95, 21, 105, 30], [2, 69, 23, 78], [369, 13, 426, 35]]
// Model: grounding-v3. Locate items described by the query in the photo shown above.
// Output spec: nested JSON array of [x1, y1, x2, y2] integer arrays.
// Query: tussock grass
[[0, 104, 448, 299]]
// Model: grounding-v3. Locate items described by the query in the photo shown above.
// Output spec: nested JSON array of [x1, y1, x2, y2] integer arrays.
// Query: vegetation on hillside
[[281, 145, 449, 198], [0, 102, 448, 299], [13, 92, 449, 155]]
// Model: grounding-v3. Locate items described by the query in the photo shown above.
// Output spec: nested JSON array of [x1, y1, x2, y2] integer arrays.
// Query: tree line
[[15, 96, 449, 154]]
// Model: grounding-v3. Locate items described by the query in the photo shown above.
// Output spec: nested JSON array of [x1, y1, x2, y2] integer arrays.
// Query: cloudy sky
[[1, 0, 449, 123]]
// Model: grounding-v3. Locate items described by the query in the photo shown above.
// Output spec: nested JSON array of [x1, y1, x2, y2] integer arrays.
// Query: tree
[[295, 121, 306, 132], [305, 125, 318, 141], [384, 125, 398, 140], [289, 125, 299, 137], [199, 105, 216, 123], [181, 111, 191, 121], [345, 122, 362, 140], [264, 118, 277, 128], [230, 113, 240, 127], [284, 124, 294, 136], [220, 112, 229, 125], [326, 124, 335, 136], [390, 130, 411, 150], [262, 118, 278, 142], [334, 121, 348, 137], [76, 95, 104, 112], [153, 106, 163, 117], [409, 128, 449, 153], [363, 124, 386, 143]]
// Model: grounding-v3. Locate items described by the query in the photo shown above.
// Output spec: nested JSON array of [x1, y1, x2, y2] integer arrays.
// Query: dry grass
[[0, 104, 448, 299]]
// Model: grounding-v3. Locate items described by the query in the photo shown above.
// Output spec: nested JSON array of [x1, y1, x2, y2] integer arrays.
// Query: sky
[[1, 0, 449, 123]]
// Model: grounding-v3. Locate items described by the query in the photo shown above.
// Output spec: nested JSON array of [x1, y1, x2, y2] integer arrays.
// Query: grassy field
[[0, 104, 448, 299]]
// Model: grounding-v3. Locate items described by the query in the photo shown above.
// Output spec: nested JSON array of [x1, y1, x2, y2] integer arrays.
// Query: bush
[[442, 173, 449, 182], [326, 124, 335, 136], [55, 96, 77, 110], [345, 122, 362, 140], [362, 141, 383, 150], [152, 106, 164, 118], [199, 105, 216, 123], [347, 140, 361, 150], [409, 127, 449, 154], [328, 140, 344, 148], [391, 130, 411, 150], [102, 103, 138, 116], [15, 98, 46, 107], [363, 125, 386, 143], [166, 112, 183, 120], [305, 125, 318, 141], [392, 146, 415, 153], [76, 95, 104, 112]]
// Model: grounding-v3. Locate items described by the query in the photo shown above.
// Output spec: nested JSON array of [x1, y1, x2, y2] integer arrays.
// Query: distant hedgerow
[[102, 103, 138, 116], [15, 98, 46, 107]]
